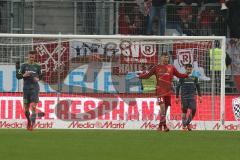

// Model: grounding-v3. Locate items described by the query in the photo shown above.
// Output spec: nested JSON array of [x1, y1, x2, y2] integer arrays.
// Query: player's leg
[[23, 91, 31, 130], [162, 96, 171, 132], [158, 96, 171, 132], [186, 99, 197, 131], [24, 103, 31, 130], [158, 97, 166, 131], [31, 102, 37, 127], [181, 98, 188, 130], [29, 89, 40, 128]]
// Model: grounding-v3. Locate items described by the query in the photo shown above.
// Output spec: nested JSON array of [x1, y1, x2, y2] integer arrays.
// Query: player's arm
[[37, 64, 43, 80], [195, 77, 202, 103], [175, 78, 183, 104], [138, 65, 156, 79], [173, 66, 188, 78], [16, 63, 25, 79]]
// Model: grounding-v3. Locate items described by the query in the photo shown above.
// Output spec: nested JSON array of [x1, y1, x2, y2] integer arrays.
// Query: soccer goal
[[0, 33, 227, 130]]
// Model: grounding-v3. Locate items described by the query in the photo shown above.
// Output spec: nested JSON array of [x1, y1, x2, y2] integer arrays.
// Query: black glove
[[15, 61, 20, 70]]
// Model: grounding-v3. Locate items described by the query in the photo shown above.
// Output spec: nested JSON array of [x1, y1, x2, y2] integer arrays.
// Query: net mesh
[[0, 35, 225, 129]]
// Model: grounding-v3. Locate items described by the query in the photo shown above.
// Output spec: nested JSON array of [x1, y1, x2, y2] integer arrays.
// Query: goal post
[[0, 33, 227, 130], [220, 37, 226, 126]]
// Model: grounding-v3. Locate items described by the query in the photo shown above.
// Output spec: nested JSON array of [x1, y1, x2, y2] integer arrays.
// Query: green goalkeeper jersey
[[16, 62, 42, 90]]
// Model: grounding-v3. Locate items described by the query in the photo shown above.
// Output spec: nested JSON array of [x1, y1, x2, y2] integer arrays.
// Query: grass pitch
[[0, 130, 239, 160]]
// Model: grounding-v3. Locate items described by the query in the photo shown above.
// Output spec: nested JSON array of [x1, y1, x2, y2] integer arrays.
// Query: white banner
[[173, 47, 210, 81], [1, 120, 239, 131], [0, 64, 140, 93]]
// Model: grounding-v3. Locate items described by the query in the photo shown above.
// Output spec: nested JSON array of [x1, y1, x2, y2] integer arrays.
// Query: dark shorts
[[181, 98, 196, 113], [23, 89, 39, 104], [157, 96, 171, 107]]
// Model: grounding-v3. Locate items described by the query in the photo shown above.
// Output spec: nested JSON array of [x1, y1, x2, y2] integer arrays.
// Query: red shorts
[[157, 96, 171, 107]]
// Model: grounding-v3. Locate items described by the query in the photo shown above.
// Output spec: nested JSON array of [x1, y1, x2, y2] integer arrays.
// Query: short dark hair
[[185, 64, 192, 68], [28, 51, 37, 55], [161, 52, 168, 57]]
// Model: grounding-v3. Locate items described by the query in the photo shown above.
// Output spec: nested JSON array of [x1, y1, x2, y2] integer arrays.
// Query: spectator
[[177, 6, 197, 35], [118, 1, 146, 35], [198, 7, 218, 36], [151, 16, 159, 35], [128, 5, 146, 35], [146, 0, 168, 35], [176, 0, 201, 5], [118, 2, 132, 34], [226, 0, 240, 38]]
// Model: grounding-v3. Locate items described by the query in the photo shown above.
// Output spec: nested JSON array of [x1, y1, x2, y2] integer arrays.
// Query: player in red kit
[[138, 53, 188, 132]]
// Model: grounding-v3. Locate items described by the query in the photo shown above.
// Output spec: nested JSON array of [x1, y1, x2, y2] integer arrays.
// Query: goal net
[[0, 34, 226, 130]]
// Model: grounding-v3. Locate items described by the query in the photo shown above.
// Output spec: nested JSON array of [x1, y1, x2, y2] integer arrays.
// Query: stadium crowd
[[118, 0, 240, 38]]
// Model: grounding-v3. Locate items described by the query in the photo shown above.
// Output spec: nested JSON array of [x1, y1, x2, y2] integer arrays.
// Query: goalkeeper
[[175, 64, 202, 131], [16, 51, 43, 131]]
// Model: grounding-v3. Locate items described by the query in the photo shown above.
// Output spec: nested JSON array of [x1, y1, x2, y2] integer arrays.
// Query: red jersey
[[139, 64, 188, 96]]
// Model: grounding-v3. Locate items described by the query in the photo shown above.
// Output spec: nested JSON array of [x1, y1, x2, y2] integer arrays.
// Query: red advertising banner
[[0, 93, 237, 121]]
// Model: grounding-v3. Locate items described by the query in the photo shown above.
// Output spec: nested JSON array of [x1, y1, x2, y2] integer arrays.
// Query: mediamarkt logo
[[0, 121, 24, 128], [140, 121, 197, 130], [34, 122, 54, 129], [212, 123, 240, 131], [68, 121, 126, 129], [140, 122, 158, 129], [0, 121, 54, 129]]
